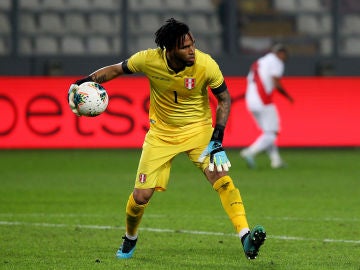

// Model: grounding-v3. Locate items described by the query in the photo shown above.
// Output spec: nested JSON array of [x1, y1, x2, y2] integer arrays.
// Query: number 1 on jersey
[[173, 91, 178, 103]]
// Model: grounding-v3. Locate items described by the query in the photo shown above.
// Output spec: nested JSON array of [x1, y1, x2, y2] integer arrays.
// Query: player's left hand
[[198, 141, 231, 172]]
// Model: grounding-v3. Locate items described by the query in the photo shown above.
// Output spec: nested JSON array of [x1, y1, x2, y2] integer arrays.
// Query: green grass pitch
[[0, 148, 359, 270]]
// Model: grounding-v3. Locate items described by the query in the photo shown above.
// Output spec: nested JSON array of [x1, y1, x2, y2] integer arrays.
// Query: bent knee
[[133, 188, 154, 205]]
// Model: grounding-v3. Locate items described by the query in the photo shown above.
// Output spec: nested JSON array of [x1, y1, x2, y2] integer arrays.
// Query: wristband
[[74, 76, 93, 86], [211, 124, 225, 142]]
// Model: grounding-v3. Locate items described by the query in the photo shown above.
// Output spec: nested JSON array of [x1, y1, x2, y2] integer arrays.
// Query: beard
[[173, 51, 195, 67], [185, 60, 195, 67], [177, 56, 194, 68], [167, 50, 195, 72]]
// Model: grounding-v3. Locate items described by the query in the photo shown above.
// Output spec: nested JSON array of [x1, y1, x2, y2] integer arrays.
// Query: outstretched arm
[[274, 77, 294, 103], [75, 62, 127, 85], [88, 62, 125, 84]]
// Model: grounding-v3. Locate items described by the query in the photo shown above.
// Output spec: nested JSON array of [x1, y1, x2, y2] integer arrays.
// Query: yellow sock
[[125, 192, 148, 237], [213, 176, 249, 234]]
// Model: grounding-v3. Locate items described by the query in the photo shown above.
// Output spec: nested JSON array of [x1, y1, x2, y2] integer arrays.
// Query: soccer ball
[[74, 82, 109, 117]]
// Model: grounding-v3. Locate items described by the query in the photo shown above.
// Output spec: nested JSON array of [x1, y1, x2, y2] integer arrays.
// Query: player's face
[[278, 51, 288, 62], [173, 33, 196, 67]]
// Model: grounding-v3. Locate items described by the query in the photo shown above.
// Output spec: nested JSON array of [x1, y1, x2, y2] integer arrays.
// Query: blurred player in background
[[68, 18, 266, 260], [240, 43, 294, 169]]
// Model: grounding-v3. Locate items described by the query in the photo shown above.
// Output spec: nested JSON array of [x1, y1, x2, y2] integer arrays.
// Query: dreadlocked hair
[[155, 18, 191, 51]]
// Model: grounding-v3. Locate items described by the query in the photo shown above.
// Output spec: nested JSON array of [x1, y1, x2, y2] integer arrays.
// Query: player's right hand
[[68, 84, 80, 116]]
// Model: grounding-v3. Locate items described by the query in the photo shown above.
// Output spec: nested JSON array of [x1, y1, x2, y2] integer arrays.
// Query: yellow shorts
[[134, 123, 213, 191]]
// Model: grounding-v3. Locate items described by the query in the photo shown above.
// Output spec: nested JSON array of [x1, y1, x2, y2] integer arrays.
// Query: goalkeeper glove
[[67, 76, 93, 116], [68, 84, 80, 116], [198, 125, 231, 172]]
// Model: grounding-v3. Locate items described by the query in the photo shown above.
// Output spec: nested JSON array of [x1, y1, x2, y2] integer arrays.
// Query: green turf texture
[[0, 148, 359, 270]]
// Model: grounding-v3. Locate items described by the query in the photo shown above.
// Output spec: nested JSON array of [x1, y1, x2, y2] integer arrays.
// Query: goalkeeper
[[68, 18, 266, 260]]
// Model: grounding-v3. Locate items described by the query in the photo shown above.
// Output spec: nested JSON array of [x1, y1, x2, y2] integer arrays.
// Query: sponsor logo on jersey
[[184, 78, 195, 90]]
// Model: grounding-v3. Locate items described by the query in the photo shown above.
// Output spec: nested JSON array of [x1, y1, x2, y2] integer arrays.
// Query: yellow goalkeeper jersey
[[127, 48, 224, 133]]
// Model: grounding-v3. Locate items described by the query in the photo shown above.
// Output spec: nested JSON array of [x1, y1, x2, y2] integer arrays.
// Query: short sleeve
[[127, 50, 148, 73], [207, 57, 225, 90]]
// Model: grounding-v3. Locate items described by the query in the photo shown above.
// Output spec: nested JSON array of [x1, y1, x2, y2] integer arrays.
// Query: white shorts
[[250, 104, 279, 133]]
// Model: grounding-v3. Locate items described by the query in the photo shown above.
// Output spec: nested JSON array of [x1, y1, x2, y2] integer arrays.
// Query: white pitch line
[[263, 216, 360, 223], [1, 220, 359, 244], [0, 213, 166, 218], [0, 213, 359, 223]]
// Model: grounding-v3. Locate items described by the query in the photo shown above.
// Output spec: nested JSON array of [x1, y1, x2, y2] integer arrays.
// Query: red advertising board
[[1, 76, 359, 148]]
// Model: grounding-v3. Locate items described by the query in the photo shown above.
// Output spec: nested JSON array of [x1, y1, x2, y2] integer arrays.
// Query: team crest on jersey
[[184, 78, 195, 90], [139, 173, 147, 184]]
